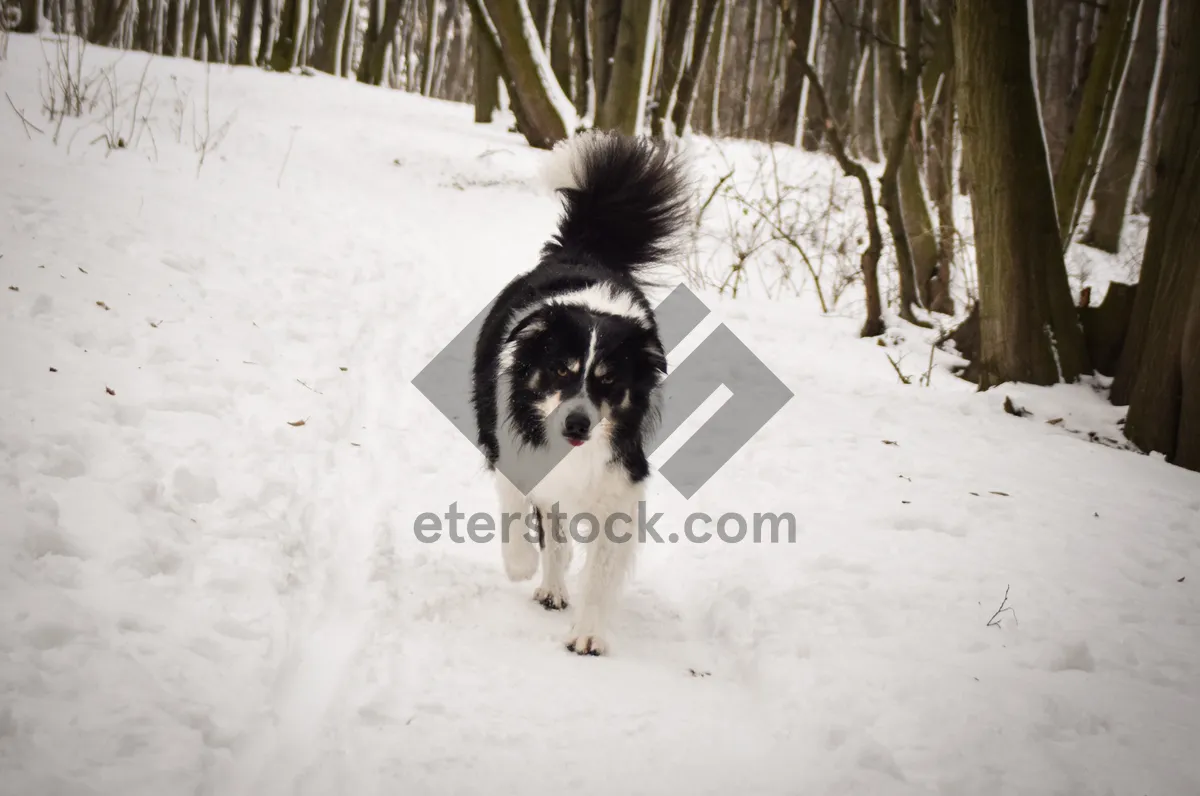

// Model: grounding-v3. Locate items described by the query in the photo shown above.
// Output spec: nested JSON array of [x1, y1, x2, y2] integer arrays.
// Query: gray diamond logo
[[412, 284, 792, 499]]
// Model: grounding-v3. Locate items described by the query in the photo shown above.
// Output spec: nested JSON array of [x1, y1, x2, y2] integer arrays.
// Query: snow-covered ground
[[2, 34, 1199, 796]]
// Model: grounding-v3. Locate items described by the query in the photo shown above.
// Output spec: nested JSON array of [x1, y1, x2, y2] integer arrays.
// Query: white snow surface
[[2, 35, 1200, 796]]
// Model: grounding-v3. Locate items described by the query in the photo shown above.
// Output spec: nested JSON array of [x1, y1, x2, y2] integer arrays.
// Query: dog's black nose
[[564, 412, 591, 441]]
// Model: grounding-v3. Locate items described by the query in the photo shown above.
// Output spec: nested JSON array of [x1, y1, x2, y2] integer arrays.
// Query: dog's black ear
[[506, 312, 547, 345], [636, 331, 668, 379]]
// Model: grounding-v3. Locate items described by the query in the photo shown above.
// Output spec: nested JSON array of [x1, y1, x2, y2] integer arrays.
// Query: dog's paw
[[565, 633, 607, 656], [533, 586, 568, 610], [502, 540, 539, 582]]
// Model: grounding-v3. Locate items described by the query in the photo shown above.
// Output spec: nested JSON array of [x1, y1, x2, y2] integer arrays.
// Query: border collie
[[470, 131, 690, 656]]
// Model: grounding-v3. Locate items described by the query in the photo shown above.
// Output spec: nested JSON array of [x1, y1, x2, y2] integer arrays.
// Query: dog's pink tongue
[[568, 439, 584, 447]]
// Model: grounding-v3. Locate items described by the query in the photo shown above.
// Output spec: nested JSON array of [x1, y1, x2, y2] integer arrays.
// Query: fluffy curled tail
[[542, 131, 692, 278]]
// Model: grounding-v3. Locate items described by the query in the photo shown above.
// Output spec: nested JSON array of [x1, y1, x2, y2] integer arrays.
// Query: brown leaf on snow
[[287, 418, 307, 427], [96, 300, 110, 310], [1003, 396, 1031, 418], [882, 440, 898, 446], [990, 491, 1010, 497], [1046, 417, 1064, 426], [105, 386, 116, 395], [49, 367, 58, 372], [7, 286, 18, 292], [79, 267, 89, 274]]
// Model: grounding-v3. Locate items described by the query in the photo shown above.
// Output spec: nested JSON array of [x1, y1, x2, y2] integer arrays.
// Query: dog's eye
[[598, 374, 614, 385], [556, 365, 570, 377]]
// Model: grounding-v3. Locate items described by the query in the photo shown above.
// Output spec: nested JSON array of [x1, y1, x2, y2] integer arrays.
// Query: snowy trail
[[212, 249, 402, 796], [2, 36, 1199, 796]]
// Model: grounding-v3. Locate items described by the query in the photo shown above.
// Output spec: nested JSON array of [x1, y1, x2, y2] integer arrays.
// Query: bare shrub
[[689, 141, 865, 309], [191, 65, 237, 176], [39, 35, 94, 140], [83, 58, 159, 157]]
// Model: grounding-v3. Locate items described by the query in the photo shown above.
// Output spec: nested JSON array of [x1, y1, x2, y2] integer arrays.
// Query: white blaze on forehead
[[583, 327, 598, 379], [545, 285, 649, 326]]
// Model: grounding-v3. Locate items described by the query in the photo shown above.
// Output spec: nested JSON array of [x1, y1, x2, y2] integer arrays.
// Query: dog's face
[[503, 304, 665, 449]]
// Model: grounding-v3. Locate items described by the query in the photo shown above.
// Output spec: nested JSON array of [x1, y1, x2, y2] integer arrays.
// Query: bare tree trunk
[[315, 0, 352, 75], [1083, 0, 1162, 254], [925, 0, 955, 315], [356, 0, 384, 75], [17, 0, 44, 33], [1040, 0, 1083, 172], [343, 0, 360, 78], [234, 0, 258, 63], [877, 0, 928, 325], [1054, 0, 1140, 249], [771, 0, 816, 145], [596, 0, 658, 134], [432, 0, 459, 96], [136, 0, 155, 48], [1117, 0, 1200, 469], [738, 0, 762, 136], [420, 0, 438, 93], [799, 0, 828, 151], [404, 0, 419, 86], [670, 0, 719, 134], [91, 0, 133, 44], [436, 2, 465, 97], [198, 0, 223, 61], [476, 0, 576, 148], [270, 0, 308, 70], [183, 0, 199, 57], [807, 0, 855, 151], [527, 0, 549, 42], [802, 59, 885, 337], [474, 18, 501, 120], [301, 0, 318, 66], [218, 0, 232, 61], [592, 0, 621, 109], [707, 0, 728, 134], [75, 0, 89, 36], [359, 0, 406, 82], [876, 0, 936, 316], [257, 0, 277, 64], [549, 0, 572, 94], [571, 0, 595, 118], [760, 1, 784, 139], [952, 0, 1091, 387], [850, 1, 878, 160], [650, 0, 693, 137]]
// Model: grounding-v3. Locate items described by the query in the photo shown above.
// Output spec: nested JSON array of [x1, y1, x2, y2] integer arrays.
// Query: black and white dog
[[471, 131, 690, 656]]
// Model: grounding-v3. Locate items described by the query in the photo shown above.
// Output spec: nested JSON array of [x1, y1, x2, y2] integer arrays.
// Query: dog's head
[[502, 302, 666, 449]]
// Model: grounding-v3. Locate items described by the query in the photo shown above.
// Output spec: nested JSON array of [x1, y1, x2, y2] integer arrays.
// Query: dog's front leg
[[496, 475, 539, 581], [533, 504, 571, 610], [565, 501, 640, 656]]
